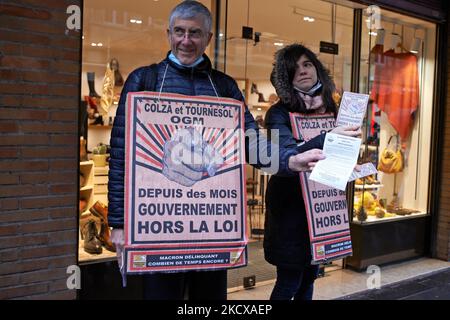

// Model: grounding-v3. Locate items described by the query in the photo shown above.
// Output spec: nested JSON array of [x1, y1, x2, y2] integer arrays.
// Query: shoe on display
[[87, 72, 101, 98], [92, 115, 104, 126], [365, 175, 375, 184], [99, 222, 116, 252], [81, 219, 103, 255], [85, 95, 99, 115], [90, 201, 116, 252], [79, 198, 87, 214], [90, 201, 108, 221]]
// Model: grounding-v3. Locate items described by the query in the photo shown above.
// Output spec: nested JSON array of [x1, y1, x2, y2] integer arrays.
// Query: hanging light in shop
[[390, 32, 402, 50], [410, 30, 421, 54], [292, 7, 315, 23], [375, 29, 385, 45], [410, 38, 421, 54]]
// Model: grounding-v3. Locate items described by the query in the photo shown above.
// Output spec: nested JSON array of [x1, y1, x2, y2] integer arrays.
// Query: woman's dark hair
[[271, 43, 337, 115]]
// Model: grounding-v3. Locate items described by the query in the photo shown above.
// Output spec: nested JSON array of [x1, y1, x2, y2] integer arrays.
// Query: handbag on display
[[377, 135, 404, 174]]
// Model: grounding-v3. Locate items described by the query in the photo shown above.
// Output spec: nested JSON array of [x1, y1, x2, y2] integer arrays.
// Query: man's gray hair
[[169, 1, 212, 33]]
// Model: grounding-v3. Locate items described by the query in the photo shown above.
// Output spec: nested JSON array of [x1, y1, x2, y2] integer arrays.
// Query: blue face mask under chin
[[294, 80, 322, 96], [169, 52, 204, 67]]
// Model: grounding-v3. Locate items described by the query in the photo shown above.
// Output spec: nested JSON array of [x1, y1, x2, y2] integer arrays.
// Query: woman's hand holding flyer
[[309, 92, 376, 189]]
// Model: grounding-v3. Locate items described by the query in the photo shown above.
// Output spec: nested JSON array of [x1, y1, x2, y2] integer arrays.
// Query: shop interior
[[78, 0, 437, 280]]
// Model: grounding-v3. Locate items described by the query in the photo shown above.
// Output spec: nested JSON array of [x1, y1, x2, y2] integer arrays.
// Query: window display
[[353, 9, 436, 225]]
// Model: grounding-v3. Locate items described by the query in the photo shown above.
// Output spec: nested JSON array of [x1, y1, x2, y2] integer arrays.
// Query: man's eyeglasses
[[170, 27, 205, 40]]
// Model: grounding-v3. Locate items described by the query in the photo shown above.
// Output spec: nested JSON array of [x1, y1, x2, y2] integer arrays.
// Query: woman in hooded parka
[[263, 44, 360, 300]]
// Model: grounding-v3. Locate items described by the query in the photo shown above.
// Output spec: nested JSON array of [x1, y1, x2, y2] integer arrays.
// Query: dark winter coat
[[263, 43, 342, 269], [107, 53, 321, 228], [263, 102, 325, 269]]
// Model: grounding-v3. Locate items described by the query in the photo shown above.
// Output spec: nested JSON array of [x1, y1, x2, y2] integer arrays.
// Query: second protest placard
[[290, 113, 353, 264]]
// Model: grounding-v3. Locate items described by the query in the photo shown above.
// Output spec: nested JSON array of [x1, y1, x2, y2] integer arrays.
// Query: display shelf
[[351, 211, 428, 225], [80, 161, 94, 186], [78, 242, 116, 265], [88, 125, 113, 129], [94, 165, 109, 204], [360, 145, 378, 151], [80, 210, 91, 218], [346, 215, 429, 271], [80, 185, 93, 192], [94, 165, 109, 175], [355, 184, 384, 190], [253, 102, 271, 108], [79, 160, 99, 264], [80, 160, 95, 216], [80, 160, 95, 166], [80, 164, 110, 265], [79, 188, 94, 216], [250, 103, 271, 111]]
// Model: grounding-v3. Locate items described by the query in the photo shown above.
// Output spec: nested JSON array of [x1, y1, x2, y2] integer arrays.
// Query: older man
[[108, 0, 357, 300]]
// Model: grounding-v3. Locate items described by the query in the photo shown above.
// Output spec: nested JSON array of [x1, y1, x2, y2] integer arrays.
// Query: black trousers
[[270, 264, 320, 300], [143, 270, 227, 300]]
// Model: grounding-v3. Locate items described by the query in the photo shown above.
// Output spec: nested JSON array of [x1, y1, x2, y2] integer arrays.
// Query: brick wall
[[436, 15, 450, 261], [0, 1, 81, 299]]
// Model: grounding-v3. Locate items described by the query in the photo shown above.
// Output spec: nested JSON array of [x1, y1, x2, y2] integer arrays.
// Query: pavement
[[227, 240, 450, 300], [228, 265, 450, 300], [338, 268, 450, 300]]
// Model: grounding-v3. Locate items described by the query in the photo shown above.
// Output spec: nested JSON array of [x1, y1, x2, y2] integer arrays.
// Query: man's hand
[[111, 228, 128, 287], [288, 149, 325, 172], [111, 228, 125, 265], [331, 125, 362, 138]]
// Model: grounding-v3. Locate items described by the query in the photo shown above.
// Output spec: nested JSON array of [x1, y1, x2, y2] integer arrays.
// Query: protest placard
[[290, 113, 353, 264], [124, 92, 247, 273]]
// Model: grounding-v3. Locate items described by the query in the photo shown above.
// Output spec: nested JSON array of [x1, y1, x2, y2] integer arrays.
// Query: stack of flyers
[[336, 92, 369, 128], [348, 162, 378, 182]]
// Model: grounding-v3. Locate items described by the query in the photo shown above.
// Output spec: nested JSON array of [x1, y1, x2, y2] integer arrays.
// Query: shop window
[[353, 10, 436, 224]]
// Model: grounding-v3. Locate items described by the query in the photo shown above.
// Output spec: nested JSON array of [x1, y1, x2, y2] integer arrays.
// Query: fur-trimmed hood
[[270, 44, 336, 110]]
